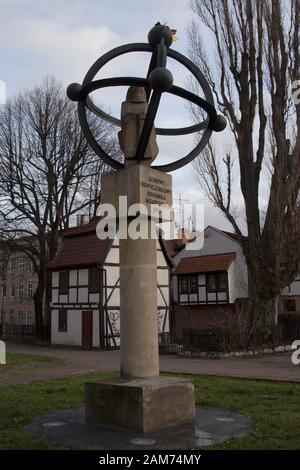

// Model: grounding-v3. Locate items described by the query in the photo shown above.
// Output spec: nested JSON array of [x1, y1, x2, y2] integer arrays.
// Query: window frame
[[206, 271, 228, 293], [18, 284, 24, 301], [178, 275, 190, 294], [59, 271, 69, 295], [19, 257, 25, 273], [27, 283, 33, 300], [58, 309, 67, 332]]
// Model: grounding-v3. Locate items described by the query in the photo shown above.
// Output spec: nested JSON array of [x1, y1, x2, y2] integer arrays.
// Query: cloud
[[0, 0, 232, 231]]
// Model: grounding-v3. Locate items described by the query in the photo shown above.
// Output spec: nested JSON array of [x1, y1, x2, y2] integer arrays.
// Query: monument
[[67, 23, 227, 435]]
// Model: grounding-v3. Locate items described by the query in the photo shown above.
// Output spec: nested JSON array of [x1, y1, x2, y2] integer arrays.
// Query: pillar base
[[85, 376, 195, 433]]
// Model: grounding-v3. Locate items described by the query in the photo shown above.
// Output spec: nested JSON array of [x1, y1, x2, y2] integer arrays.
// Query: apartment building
[[0, 253, 36, 325]]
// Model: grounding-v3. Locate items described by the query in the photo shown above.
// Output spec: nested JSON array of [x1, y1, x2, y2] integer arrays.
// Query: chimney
[[76, 214, 89, 226]]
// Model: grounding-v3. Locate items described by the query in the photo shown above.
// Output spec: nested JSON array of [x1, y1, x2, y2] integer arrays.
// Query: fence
[[0, 324, 49, 340]]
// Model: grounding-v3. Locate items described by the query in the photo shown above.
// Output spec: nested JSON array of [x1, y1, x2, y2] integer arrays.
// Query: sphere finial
[[211, 114, 227, 132], [66, 83, 83, 102]]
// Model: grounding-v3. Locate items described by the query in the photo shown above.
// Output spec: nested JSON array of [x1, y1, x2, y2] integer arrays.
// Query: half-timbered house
[[48, 218, 173, 349]]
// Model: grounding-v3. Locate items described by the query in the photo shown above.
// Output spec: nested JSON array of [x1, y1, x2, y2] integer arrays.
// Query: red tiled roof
[[48, 233, 111, 270], [174, 252, 236, 274], [63, 217, 101, 237]]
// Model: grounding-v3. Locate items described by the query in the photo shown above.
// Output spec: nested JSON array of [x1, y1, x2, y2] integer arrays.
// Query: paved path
[[1, 342, 299, 386]]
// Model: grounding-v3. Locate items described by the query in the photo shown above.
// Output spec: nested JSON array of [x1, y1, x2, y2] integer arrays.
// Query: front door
[[82, 311, 93, 349]]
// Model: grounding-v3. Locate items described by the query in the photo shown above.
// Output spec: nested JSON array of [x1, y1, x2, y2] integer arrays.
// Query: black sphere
[[149, 67, 173, 92], [211, 114, 227, 132], [148, 23, 173, 48], [66, 83, 82, 102]]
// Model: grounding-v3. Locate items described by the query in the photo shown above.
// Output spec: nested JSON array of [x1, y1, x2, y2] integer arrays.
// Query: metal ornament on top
[[67, 22, 227, 173]]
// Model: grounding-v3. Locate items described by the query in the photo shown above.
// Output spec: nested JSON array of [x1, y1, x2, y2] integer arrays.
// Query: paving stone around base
[[24, 406, 252, 450]]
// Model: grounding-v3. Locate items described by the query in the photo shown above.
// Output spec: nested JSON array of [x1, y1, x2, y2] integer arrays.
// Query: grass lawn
[[6, 353, 60, 365], [0, 371, 299, 450]]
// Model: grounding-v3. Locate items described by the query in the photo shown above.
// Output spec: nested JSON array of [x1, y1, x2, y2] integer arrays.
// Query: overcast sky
[[0, 0, 235, 231]]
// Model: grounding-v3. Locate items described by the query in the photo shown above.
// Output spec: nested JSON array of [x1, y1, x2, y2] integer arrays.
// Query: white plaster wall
[[105, 247, 119, 264], [69, 270, 77, 286], [228, 261, 236, 303], [106, 288, 120, 306], [78, 269, 88, 286], [157, 286, 169, 307], [157, 269, 169, 285], [89, 293, 99, 303], [59, 294, 68, 303], [52, 289, 58, 303], [51, 309, 82, 346], [69, 288, 77, 303], [52, 272, 59, 287], [156, 250, 166, 266], [78, 287, 88, 303], [106, 265, 120, 287], [199, 286, 206, 301]]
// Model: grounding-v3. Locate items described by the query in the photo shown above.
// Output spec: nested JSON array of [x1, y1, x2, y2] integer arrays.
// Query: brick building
[[0, 252, 36, 326]]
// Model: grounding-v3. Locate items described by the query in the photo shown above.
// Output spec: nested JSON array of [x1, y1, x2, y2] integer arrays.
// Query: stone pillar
[[119, 218, 159, 378]]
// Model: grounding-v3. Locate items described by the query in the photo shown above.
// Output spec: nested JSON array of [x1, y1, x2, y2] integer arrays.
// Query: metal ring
[[78, 42, 215, 172]]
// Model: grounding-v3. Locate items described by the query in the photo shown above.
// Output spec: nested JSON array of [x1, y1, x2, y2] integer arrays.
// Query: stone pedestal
[[85, 377, 195, 433], [88, 165, 195, 434]]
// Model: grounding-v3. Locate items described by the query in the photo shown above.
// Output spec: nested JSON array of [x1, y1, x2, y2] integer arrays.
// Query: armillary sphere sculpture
[[67, 22, 227, 173]]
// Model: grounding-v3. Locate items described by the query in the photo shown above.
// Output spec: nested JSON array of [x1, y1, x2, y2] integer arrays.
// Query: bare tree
[[0, 77, 118, 336], [189, 0, 300, 338]]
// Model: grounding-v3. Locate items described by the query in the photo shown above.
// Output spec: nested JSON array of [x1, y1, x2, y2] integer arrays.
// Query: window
[[206, 272, 227, 292], [26, 310, 33, 325], [218, 272, 227, 290], [58, 310, 67, 332], [206, 273, 217, 291], [17, 311, 23, 324], [179, 275, 198, 294], [9, 310, 14, 324], [1, 313, 6, 324], [1, 284, 6, 298], [0, 263, 6, 278], [59, 271, 69, 295], [8, 259, 15, 275], [190, 275, 198, 293], [179, 275, 189, 294], [28, 259, 34, 273], [10, 285, 15, 298], [19, 257, 25, 273], [18, 284, 24, 301], [27, 283, 33, 300], [89, 267, 101, 293], [283, 298, 296, 312]]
